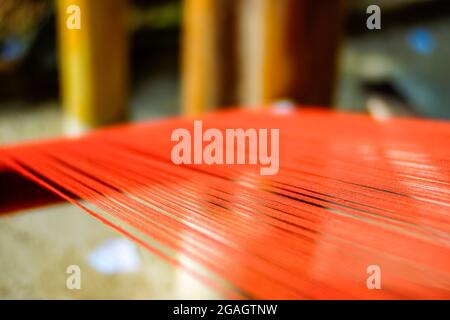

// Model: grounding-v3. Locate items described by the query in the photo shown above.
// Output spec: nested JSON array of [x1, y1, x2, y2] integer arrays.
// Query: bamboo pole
[[56, 0, 128, 134], [182, 0, 344, 113], [181, 0, 238, 116], [240, 0, 345, 107], [182, 0, 217, 116]]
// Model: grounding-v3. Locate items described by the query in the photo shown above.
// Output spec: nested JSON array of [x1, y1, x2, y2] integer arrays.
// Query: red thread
[[2, 108, 450, 299]]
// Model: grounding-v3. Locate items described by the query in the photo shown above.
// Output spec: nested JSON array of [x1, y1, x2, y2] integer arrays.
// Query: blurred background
[[0, 0, 449, 299], [0, 0, 449, 145]]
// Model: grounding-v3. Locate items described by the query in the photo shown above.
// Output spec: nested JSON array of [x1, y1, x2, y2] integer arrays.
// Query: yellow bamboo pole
[[181, 0, 217, 116], [240, 0, 345, 107], [56, 0, 128, 134], [182, 0, 344, 114]]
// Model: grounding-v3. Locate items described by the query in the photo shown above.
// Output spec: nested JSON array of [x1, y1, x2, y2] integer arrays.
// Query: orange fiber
[[1, 108, 449, 299]]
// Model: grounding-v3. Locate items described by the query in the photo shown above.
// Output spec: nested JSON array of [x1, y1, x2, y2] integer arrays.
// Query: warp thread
[[1, 109, 450, 299]]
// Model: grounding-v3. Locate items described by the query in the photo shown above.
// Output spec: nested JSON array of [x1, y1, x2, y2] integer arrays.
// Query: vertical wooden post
[[182, 0, 344, 113], [239, 0, 345, 107], [56, 0, 128, 134], [181, 0, 238, 116], [182, 0, 215, 116]]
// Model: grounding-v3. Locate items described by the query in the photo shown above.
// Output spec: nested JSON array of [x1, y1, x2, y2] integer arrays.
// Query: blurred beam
[[181, 0, 238, 116], [182, 0, 345, 113], [56, 0, 129, 134], [239, 0, 345, 107], [181, 0, 216, 116]]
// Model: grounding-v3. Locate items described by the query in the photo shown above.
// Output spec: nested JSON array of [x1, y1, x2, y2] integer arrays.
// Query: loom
[[1, 107, 449, 299]]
